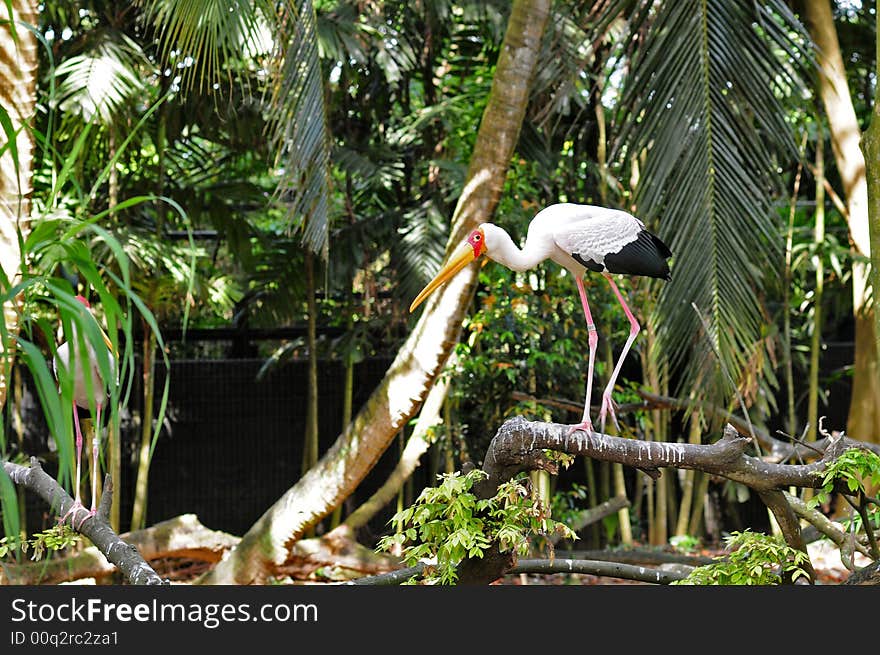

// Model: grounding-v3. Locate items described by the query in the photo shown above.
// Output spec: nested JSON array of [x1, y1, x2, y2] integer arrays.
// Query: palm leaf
[[267, 0, 333, 258], [137, 0, 276, 95], [604, 0, 812, 406], [54, 36, 148, 123]]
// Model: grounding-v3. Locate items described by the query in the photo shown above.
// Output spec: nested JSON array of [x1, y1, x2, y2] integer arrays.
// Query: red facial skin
[[467, 229, 485, 259], [75, 295, 90, 308]]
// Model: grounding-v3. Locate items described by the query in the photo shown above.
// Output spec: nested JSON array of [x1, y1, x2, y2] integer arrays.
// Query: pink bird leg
[[89, 403, 103, 513], [59, 401, 92, 529], [567, 276, 599, 435], [598, 272, 640, 432]]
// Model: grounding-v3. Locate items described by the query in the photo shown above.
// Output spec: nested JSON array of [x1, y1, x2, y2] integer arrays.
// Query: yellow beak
[[409, 240, 479, 312], [100, 328, 114, 356]]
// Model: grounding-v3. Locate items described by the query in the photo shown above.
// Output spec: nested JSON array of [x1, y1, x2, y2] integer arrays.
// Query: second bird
[[53, 295, 116, 526]]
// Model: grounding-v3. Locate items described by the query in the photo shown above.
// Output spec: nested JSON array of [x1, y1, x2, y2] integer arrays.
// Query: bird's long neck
[[483, 223, 551, 272]]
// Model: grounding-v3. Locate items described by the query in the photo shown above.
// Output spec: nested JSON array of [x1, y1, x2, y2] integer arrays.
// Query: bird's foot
[[59, 498, 94, 531], [598, 392, 620, 433], [567, 420, 594, 435]]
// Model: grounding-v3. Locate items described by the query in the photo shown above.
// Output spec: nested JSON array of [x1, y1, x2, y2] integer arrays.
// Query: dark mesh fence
[[135, 356, 396, 537], [11, 352, 409, 538]]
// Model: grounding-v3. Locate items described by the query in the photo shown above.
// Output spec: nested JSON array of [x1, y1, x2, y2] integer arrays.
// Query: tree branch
[[478, 417, 850, 495], [783, 491, 870, 570], [510, 558, 689, 584], [3, 457, 167, 585], [514, 389, 880, 461], [454, 416, 862, 584]]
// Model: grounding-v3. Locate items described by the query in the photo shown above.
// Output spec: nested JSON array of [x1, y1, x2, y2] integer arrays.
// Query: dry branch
[[478, 417, 849, 493], [346, 557, 691, 585], [513, 389, 880, 461], [2, 458, 165, 585], [783, 491, 870, 570]]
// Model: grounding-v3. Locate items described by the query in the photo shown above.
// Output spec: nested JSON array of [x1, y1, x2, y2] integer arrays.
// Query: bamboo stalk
[[807, 130, 825, 444]]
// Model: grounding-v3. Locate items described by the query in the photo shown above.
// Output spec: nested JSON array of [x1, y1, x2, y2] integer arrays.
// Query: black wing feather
[[603, 230, 672, 280]]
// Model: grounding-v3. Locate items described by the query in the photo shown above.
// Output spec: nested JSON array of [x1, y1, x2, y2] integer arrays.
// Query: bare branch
[[3, 458, 167, 585], [510, 558, 689, 584], [478, 417, 849, 495], [784, 491, 870, 570]]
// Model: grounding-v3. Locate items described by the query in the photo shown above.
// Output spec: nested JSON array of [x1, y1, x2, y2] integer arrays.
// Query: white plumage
[[53, 334, 112, 411], [546, 204, 646, 271]]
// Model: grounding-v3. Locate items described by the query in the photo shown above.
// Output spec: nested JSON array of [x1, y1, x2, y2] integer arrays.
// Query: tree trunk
[[863, 0, 880, 369], [197, 0, 552, 584], [130, 321, 156, 531], [803, 0, 880, 444], [340, 354, 451, 531], [0, 0, 38, 409], [302, 250, 319, 476]]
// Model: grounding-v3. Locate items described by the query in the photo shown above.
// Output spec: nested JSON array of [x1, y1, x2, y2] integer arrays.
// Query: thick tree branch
[[514, 389, 880, 461], [3, 458, 167, 585], [509, 558, 689, 584], [454, 416, 863, 584], [478, 418, 850, 495]]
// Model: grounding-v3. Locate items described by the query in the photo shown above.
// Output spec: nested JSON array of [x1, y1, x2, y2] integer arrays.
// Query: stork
[[409, 203, 672, 433], [53, 295, 115, 526]]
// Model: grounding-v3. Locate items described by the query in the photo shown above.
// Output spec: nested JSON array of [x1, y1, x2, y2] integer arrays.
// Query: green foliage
[[669, 534, 701, 554], [672, 530, 811, 585], [0, 524, 81, 561], [808, 447, 880, 509], [376, 469, 575, 585], [549, 482, 590, 528]]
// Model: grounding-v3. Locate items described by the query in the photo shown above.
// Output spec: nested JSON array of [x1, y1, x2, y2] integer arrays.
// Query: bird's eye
[[473, 234, 481, 241]]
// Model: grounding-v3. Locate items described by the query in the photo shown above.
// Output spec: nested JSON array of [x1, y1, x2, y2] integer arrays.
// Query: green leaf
[[0, 464, 20, 558]]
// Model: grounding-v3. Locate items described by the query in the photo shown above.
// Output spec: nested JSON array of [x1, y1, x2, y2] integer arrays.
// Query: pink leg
[[568, 277, 599, 434], [89, 403, 102, 513], [73, 402, 83, 502], [599, 273, 641, 431], [60, 402, 90, 529]]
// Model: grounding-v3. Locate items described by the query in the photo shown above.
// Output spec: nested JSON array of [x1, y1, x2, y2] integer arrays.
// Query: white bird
[[409, 203, 672, 433], [53, 295, 115, 526]]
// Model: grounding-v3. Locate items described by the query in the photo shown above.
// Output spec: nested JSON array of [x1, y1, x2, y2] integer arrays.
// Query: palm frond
[[137, 0, 276, 95], [605, 0, 812, 405], [54, 36, 148, 123], [315, 0, 365, 64], [392, 200, 448, 303], [267, 0, 333, 258]]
